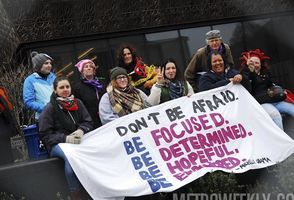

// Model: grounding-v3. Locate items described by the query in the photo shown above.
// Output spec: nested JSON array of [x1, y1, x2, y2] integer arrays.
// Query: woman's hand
[[243, 53, 255, 72], [231, 74, 243, 84], [156, 67, 165, 85]]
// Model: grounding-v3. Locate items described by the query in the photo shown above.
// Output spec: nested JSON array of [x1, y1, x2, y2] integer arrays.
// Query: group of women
[[23, 45, 192, 199], [23, 45, 294, 199]]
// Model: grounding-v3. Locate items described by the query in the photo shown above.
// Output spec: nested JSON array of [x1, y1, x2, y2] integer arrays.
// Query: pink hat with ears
[[75, 59, 96, 73]]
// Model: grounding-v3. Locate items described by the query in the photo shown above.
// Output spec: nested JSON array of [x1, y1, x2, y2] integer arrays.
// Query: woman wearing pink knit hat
[[72, 59, 106, 128]]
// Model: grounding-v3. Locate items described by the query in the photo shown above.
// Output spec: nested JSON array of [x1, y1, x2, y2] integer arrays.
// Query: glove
[[70, 129, 84, 137], [66, 135, 82, 144]]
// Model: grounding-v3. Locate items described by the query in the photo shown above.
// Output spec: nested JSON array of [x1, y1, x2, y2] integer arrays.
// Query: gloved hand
[[66, 135, 82, 144], [70, 129, 84, 137]]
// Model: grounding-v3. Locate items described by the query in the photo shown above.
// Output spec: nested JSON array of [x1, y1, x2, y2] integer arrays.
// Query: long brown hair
[[116, 44, 137, 67]]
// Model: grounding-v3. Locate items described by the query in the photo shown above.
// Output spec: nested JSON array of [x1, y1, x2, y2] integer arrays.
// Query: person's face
[[164, 62, 177, 80], [55, 80, 71, 98], [115, 74, 129, 89], [211, 54, 225, 74], [82, 62, 95, 79], [123, 48, 133, 65], [250, 56, 261, 73], [208, 38, 221, 50], [40, 59, 52, 74]]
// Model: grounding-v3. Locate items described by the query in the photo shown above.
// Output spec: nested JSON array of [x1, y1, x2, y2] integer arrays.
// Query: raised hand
[[156, 66, 165, 85], [243, 53, 255, 72]]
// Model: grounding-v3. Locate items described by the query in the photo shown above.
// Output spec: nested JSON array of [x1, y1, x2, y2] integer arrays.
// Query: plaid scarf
[[107, 84, 145, 117]]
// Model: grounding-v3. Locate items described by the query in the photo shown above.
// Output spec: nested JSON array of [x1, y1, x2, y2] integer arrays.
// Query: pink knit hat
[[75, 59, 96, 73]]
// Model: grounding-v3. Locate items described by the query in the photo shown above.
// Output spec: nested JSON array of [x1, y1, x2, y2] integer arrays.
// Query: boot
[[70, 191, 81, 200]]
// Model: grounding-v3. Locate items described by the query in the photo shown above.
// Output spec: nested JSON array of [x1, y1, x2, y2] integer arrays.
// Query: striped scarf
[[107, 84, 145, 117]]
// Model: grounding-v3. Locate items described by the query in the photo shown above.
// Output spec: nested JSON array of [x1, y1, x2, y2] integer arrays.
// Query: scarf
[[168, 80, 185, 100], [56, 95, 79, 111], [83, 78, 103, 91], [107, 84, 145, 117], [51, 93, 79, 132], [208, 43, 225, 55]]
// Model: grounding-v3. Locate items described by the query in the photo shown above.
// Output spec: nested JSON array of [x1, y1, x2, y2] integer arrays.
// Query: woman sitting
[[199, 51, 251, 92], [148, 58, 194, 105], [99, 67, 150, 125], [39, 76, 93, 200], [240, 49, 294, 130]]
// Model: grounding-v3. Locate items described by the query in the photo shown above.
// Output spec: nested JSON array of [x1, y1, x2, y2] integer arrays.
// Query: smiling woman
[[148, 58, 194, 106], [99, 67, 151, 125], [199, 52, 251, 92], [38, 76, 93, 199]]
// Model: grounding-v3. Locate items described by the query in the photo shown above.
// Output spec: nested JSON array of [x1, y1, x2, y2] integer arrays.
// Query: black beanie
[[110, 67, 128, 80], [31, 51, 53, 71]]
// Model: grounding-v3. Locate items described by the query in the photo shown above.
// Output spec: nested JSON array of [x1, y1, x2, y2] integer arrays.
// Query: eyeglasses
[[116, 75, 128, 80]]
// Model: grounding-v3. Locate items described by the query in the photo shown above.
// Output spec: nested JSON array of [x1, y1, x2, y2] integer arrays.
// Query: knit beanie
[[110, 67, 128, 80], [75, 59, 96, 73], [31, 51, 53, 71]]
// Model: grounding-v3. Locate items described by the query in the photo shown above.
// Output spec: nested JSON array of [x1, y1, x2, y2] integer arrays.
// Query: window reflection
[[145, 31, 178, 41], [33, 44, 75, 77], [213, 23, 244, 68], [180, 27, 211, 58], [27, 15, 294, 91]]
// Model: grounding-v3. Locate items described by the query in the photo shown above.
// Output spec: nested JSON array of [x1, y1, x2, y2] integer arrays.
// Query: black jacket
[[199, 68, 251, 92], [39, 98, 93, 152], [248, 70, 276, 103], [73, 77, 106, 128]]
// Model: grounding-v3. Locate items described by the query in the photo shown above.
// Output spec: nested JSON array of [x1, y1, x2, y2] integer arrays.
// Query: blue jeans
[[273, 101, 294, 116], [50, 144, 81, 192], [262, 101, 294, 130]]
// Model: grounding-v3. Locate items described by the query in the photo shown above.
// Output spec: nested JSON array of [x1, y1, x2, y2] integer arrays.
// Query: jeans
[[273, 101, 294, 116], [50, 144, 81, 192], [262, 101, 294, 130]]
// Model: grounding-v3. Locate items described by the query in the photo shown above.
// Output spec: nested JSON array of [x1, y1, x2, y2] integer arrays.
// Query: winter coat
[[185, 43, 234, 92], [39, 98, 93, 152], [248, 70, 278, 104], [148, 81, 194, 105], [99, 89, 149, 125], [199, 68, 251, 92], [72, 77, 106, 129], [23, 72, 56, 120]]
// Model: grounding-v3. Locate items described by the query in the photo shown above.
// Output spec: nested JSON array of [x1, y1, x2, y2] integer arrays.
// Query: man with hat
[[184, 30, 234, 92], [23, 51, 56, 121]]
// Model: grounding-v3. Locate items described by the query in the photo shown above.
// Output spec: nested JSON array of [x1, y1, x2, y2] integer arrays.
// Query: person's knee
[[268, 110, 282, 119]]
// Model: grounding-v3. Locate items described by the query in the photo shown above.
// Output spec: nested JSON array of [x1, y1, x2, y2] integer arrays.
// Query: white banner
[[60, 83, 294, 200]]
